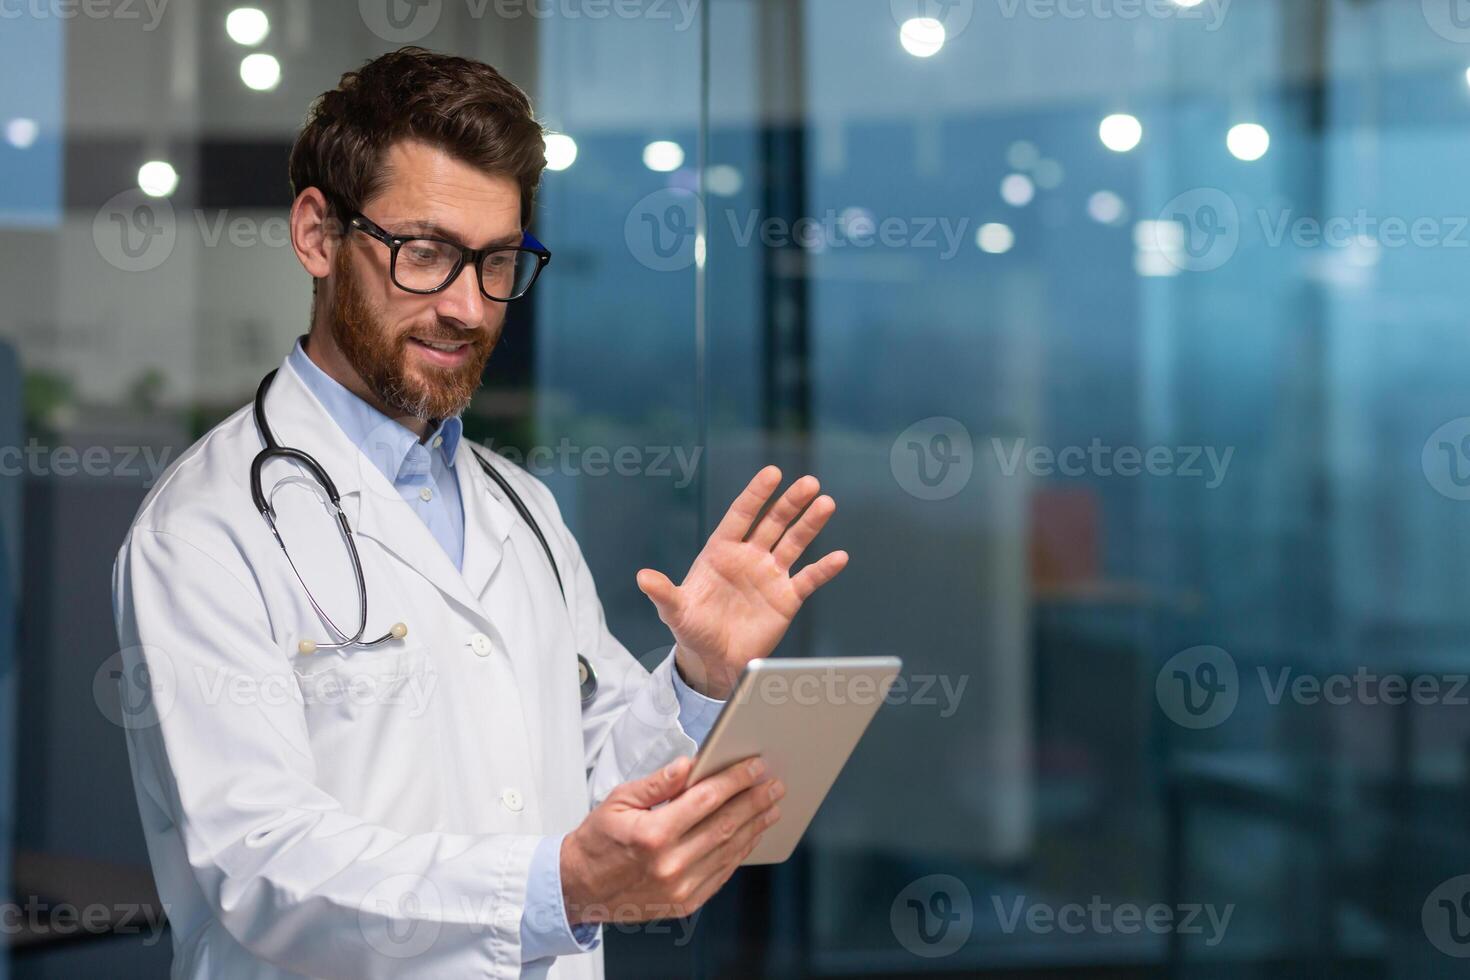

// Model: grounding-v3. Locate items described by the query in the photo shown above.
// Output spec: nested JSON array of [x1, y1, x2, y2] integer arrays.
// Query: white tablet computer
[[687, 656, 903, 865]]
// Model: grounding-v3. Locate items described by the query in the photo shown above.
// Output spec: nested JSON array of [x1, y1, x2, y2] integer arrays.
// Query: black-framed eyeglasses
[[345, 210, 551, 302]]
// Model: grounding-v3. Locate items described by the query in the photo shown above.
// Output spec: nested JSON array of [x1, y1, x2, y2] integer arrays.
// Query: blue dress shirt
[[287, 337, 724, 963]]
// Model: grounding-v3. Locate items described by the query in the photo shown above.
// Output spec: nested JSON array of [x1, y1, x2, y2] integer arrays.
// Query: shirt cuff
[[672, 651, 726, 747], [520, 834, 601, 963]]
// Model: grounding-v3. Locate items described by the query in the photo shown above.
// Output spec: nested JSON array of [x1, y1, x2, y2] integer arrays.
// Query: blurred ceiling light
[[138, 160, 179, 198], [706, 164, 743, 196], [5, 117, 38, 149], [1099, 113, 1143, 153], [643, 140, 684, 172], [1007, 140, 1040, 170], [241, 53, 281, 91], [1000, 174, 1035, 207], [899, 17, 946, 57], [1169, 0, 1205, 6], [1464, 66, 1470, 88], [1033, 159, 1065, 189], [1227, 122, 1270, 161], [976, 223, 1015, 254], [544, 133, 578, 171], [226, 7, 269, 46], [1087, 190, 1127, 225]]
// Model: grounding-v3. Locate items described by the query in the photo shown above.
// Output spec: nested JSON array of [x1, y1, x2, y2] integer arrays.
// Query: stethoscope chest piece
[[578, 654, 597, 704]]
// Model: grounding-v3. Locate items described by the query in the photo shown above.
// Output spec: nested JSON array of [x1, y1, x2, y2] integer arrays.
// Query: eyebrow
[[390, 220, 523, 248]]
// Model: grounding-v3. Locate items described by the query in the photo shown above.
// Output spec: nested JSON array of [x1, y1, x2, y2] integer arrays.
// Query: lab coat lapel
[[264, 354, 492, 625], [455, 443, 515, 601]]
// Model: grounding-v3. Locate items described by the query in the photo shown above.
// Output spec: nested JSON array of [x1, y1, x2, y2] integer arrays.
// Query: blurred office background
[[5, 0, 1470, 975]]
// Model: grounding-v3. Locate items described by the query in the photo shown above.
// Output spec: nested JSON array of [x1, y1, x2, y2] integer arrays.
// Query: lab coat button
[[470, 633, 493, 657], [501, 788, 524, 812]]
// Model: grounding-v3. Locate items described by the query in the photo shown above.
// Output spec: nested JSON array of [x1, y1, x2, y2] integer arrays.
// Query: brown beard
[[326, 245, 497, 422]]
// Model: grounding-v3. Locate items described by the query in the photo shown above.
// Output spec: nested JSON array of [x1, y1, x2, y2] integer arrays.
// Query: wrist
[[674, 647, 735, 700], [559, 830, 593, 925]]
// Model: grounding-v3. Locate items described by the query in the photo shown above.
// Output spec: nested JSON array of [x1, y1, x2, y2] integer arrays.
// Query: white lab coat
[[111, 352, 698, 979]]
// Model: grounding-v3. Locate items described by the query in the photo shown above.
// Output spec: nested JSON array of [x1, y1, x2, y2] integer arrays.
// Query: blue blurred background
[[7, 0, 1470, 975]]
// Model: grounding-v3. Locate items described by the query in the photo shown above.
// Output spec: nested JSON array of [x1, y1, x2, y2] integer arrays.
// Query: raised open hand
[[635, 466, 849, 699]]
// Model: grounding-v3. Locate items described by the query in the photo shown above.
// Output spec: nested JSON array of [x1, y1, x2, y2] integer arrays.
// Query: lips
[[407, 335, 474, 367]]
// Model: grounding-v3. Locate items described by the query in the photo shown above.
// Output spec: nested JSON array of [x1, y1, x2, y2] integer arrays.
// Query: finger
[[670, 779, 783, 868], [772, 493, 836, 569], [610, 756, 693, 810], [680, 810, 776, 910], [748, 475, 820, 550], [635, 568, 682, 619], [657, 756, 766, 837], [791, 550, 850, 601], [709, 466, 783, 543]]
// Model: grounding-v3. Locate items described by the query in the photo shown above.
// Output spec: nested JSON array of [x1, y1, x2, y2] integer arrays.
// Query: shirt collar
[[287, 336, 461, 484]]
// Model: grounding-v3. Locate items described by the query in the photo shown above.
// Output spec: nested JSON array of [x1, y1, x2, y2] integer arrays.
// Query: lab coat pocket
[[291, 645, 439, 722]]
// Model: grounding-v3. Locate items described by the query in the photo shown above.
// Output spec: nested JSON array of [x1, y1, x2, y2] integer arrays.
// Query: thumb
[[615, 756, 692, 810], [636, 568, 680, 614]]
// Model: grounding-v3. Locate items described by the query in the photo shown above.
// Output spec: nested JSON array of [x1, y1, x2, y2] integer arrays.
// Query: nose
[[433, 260, 487, 328]]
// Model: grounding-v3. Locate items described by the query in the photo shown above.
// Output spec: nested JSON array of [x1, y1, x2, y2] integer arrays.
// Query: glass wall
[[7, 0, 1470, 976]]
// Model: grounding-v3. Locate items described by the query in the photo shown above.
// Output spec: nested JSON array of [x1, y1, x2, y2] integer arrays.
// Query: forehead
[[364, 139, 522, 244]]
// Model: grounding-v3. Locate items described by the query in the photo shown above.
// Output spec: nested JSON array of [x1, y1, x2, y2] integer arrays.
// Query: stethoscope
[[250, 368, 598, 705]]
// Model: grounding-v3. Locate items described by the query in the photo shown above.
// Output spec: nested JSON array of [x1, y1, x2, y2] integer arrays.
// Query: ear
[[290, 187, 339, 280]]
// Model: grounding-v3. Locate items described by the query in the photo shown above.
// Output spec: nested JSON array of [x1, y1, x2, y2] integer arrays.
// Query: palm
[[636, 467, 849, 699]]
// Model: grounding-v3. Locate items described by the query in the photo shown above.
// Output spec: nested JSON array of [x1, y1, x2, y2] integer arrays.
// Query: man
[[111, 47, 848, 979]]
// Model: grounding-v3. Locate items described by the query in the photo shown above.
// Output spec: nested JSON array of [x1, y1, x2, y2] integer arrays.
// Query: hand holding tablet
[[687, 656, 903, 865]]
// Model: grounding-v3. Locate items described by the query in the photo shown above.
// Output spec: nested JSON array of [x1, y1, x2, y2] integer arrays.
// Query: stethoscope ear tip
[[390, 622, 408, 640], [298, 639, 318, 655]]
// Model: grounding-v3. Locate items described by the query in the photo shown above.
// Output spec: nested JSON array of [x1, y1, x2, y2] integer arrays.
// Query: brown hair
[[289, 46, 546, 230]]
